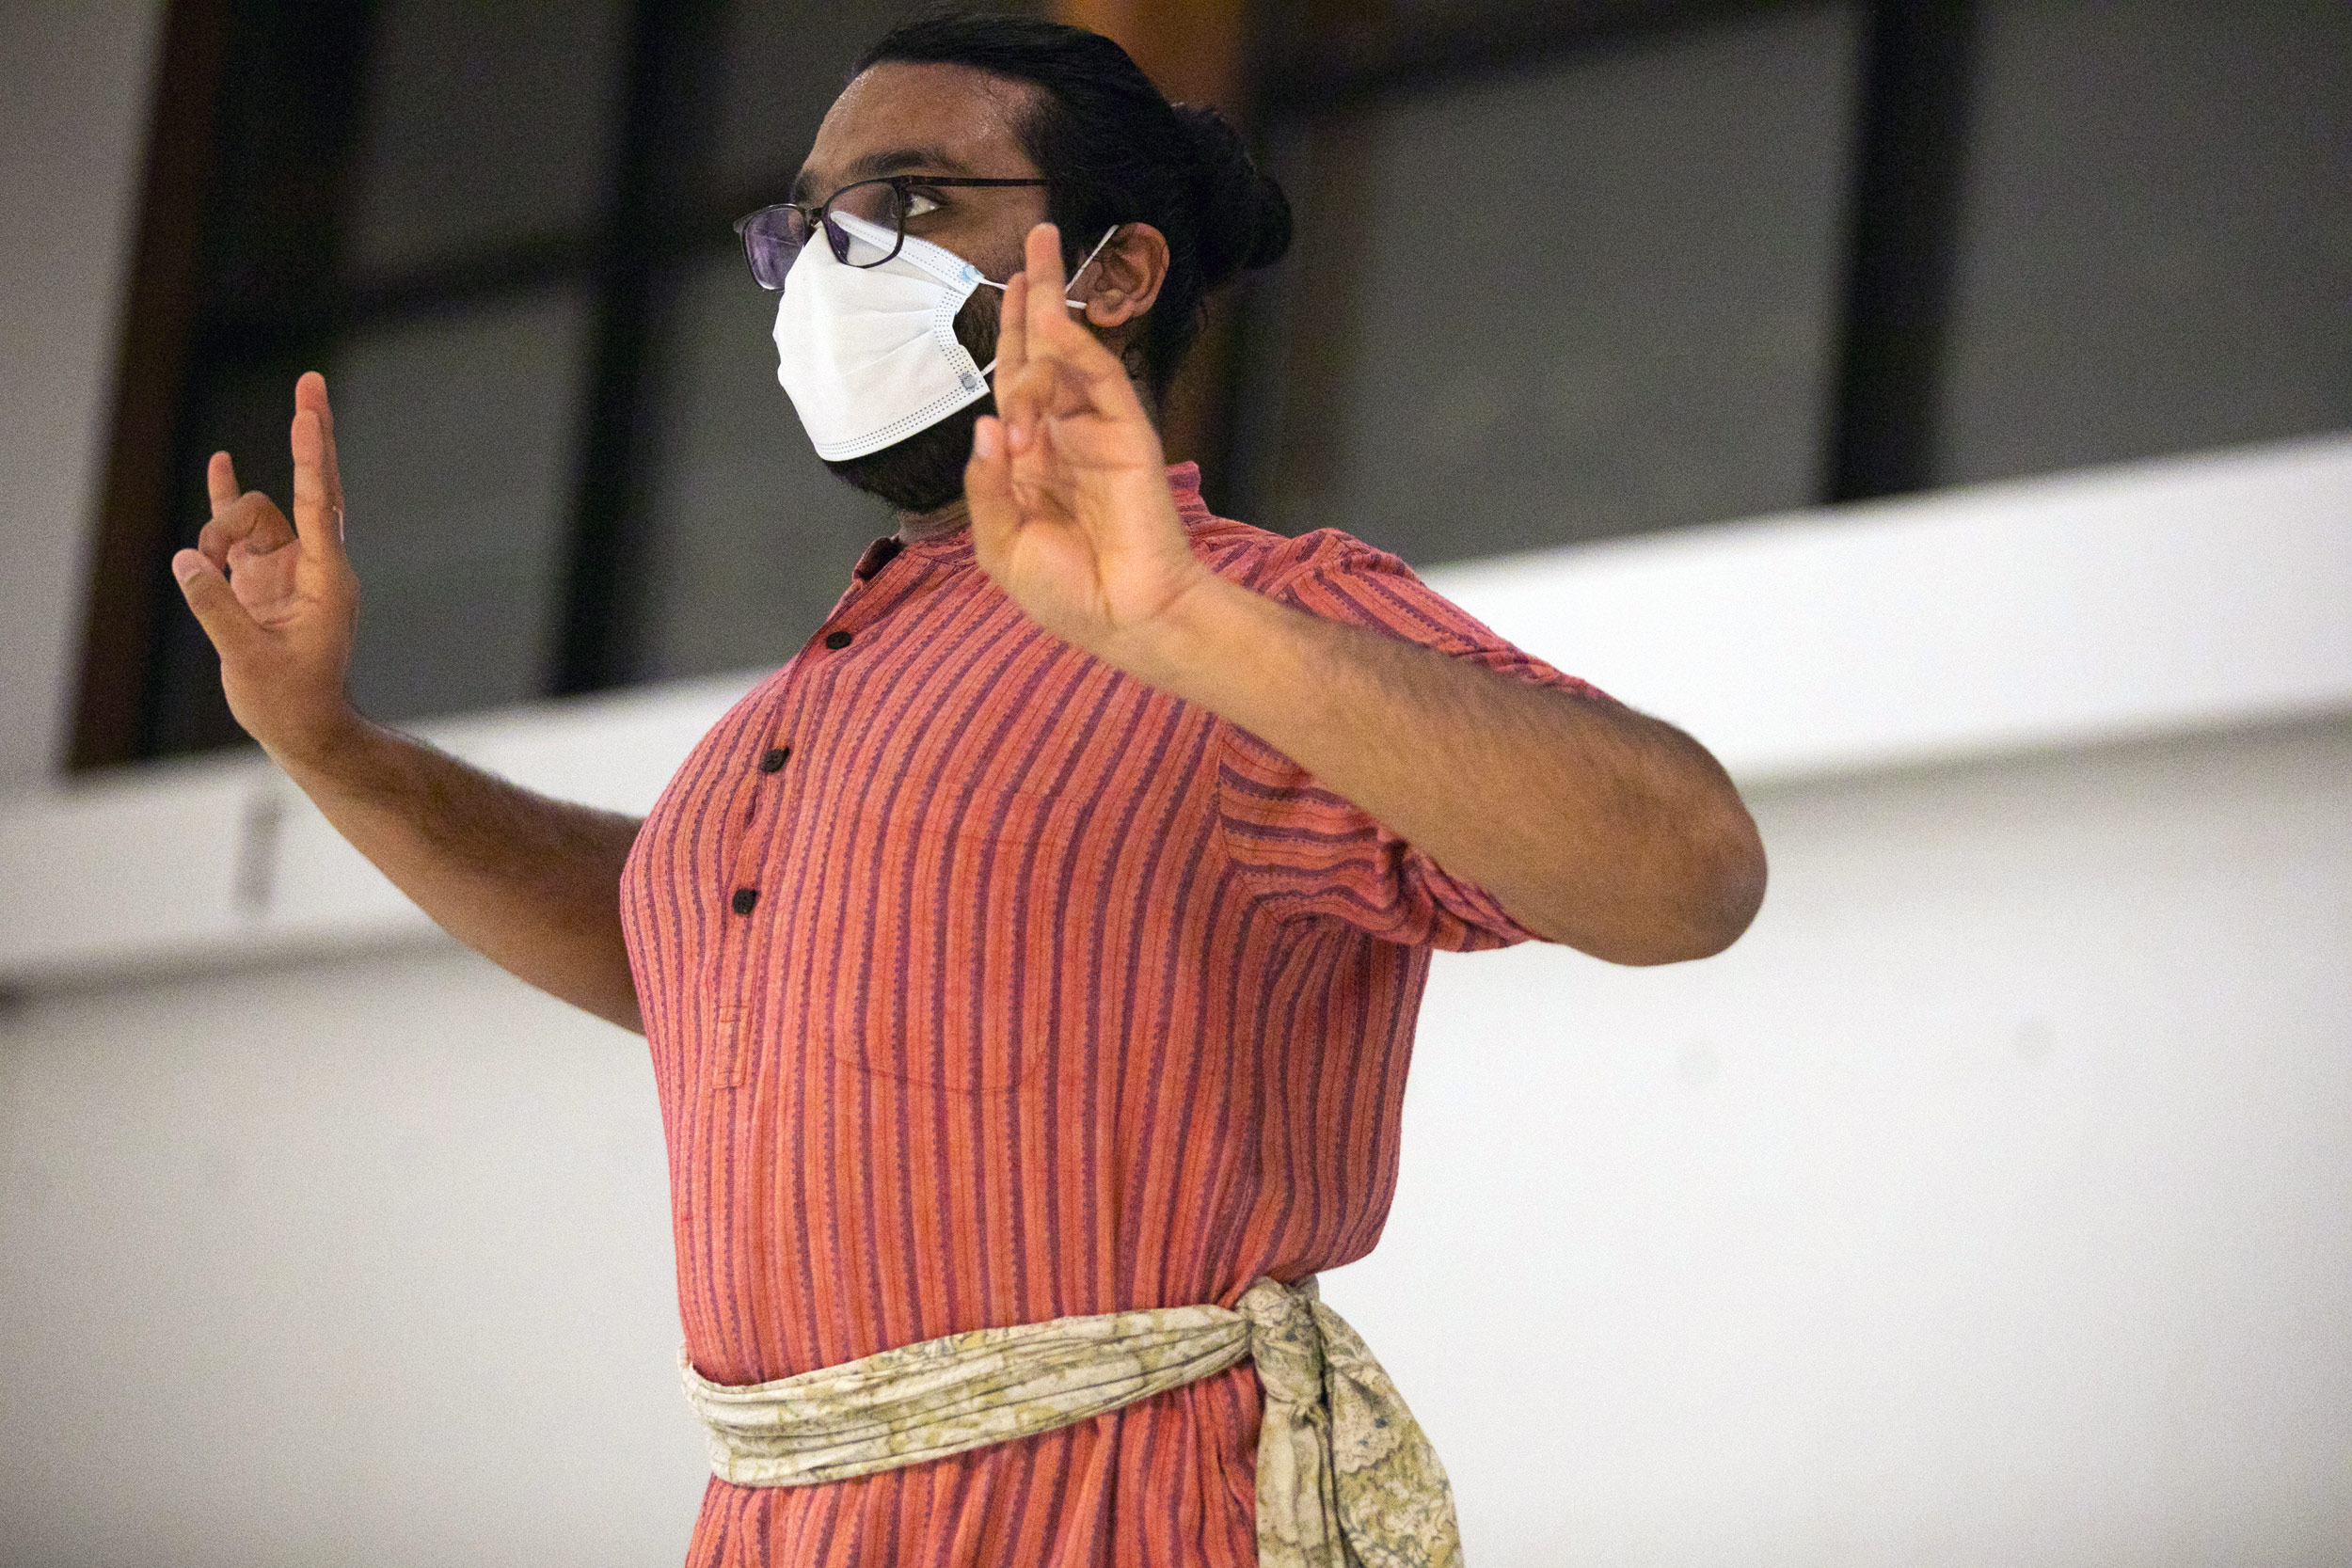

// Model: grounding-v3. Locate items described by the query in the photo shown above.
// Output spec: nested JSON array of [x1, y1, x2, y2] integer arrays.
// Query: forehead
[[795, 61, 1041, 198]]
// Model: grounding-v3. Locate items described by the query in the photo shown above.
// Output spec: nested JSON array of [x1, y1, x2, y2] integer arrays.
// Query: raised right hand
[[172, 371, 363, 768]]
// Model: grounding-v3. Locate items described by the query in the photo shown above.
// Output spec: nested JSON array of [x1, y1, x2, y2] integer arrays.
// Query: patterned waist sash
[[679, 1275, 1461, 1567]]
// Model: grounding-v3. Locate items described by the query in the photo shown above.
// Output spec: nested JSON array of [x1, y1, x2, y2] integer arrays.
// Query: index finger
[[207, 451, 241, 517], [290, 404, 346, 560], [995, 270, 1031, 425], [294, 371, 344, 517], [1022, 223, 1069, 346]]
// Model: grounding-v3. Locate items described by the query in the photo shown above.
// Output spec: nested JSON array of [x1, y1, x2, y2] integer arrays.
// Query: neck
[[895, 495, 972, 544]]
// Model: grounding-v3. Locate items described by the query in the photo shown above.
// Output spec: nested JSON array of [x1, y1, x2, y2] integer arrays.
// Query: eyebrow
[[789, 145, 977, 205]]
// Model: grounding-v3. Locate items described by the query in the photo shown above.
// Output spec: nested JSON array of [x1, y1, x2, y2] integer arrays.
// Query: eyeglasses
[[732, 175, 1053, 289]]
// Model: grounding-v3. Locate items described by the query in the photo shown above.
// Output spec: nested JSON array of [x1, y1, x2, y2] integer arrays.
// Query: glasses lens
[[739, 205, 811, 290], [822, 181, 907, 267]]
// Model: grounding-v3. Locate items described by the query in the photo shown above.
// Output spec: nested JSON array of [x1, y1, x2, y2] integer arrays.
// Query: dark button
[[730, 887, 758, 915], [823, 630, 853, 650], [758, 746, 789, 773]]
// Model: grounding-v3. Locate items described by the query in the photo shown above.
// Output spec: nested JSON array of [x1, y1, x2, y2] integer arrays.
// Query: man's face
[[794, 61, 1050, 514]]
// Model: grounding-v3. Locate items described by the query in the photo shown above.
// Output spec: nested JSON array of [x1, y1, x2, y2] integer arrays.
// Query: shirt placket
[[704, 537, 917, 1093]]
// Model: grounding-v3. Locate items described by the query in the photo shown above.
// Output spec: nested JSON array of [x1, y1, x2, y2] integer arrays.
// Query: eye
[[901, 188, 946, 219]]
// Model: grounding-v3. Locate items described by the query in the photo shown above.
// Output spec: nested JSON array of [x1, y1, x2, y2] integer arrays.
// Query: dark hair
[[853, 10, 1292, 397]]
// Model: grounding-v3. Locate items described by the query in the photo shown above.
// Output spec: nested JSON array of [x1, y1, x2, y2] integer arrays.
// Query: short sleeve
[[1213, 531, 1609, 951]]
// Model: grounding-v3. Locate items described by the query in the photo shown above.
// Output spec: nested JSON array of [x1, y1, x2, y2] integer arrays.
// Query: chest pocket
[[829, 787, 1088, 1094]]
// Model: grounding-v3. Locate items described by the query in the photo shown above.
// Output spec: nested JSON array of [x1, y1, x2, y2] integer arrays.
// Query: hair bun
[[1170, 102, 1294, 285]]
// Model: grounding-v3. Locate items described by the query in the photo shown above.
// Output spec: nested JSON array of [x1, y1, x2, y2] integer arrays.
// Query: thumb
[[963, 415, 1022, 567], [172, 549, 266, 662]]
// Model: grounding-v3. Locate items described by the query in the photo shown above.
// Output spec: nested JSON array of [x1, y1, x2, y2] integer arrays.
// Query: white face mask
[[771, 211, 1117, 462]]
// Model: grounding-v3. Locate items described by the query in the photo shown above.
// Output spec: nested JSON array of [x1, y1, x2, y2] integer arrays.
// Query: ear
[[1074, 222, 1170, 332]]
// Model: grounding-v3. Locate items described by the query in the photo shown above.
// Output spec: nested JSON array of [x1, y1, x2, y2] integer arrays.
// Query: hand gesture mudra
[[171, 371, 362, 767], [964, 223, 1213, 663]]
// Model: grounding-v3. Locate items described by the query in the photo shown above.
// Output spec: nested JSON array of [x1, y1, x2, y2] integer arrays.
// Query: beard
[[821, 286, 1000, 515]]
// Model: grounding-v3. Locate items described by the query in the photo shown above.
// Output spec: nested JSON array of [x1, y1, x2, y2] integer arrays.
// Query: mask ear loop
[[974, 224, 1123, 379]]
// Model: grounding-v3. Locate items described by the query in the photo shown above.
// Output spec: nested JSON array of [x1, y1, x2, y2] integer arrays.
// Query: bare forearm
[[275, 718, 645, 1028], [1121, 576, 1766, 962]]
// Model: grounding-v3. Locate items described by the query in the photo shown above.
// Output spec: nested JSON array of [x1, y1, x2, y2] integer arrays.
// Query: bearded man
[[170, 14, 1765, 1566]]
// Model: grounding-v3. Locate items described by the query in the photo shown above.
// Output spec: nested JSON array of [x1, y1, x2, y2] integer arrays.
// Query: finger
[[1023, 224, 1068, 351], [294, 371, 344, 517], [1002, 275, 1051, 451], [996, 271, 1030, 414], [1003, 336, 1136, 436], [1015, 224, 1123, 404], [999, 362, 1075, 449], [172, 549, 267, 661], [198, 493, 295, 568], [963, 416, 1022, 564], [290, 405, 348, 562], [207, 451, 241, 516]]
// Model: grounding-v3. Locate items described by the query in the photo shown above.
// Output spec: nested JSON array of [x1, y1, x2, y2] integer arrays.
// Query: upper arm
[[1211, 533, 1607, 950]]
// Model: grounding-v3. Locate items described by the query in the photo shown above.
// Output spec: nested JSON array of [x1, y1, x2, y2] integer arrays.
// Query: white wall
[[0, 0, 165, 793], [0, 945, 705, 1568], [1327, 716, 2352, 1567]]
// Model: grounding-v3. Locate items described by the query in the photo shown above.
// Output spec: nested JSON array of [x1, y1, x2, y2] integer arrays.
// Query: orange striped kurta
[[619, 464, 1597, 1566]]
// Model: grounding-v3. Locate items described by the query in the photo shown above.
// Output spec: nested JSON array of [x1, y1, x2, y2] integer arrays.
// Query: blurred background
[[2, 2, 2347, 1564]]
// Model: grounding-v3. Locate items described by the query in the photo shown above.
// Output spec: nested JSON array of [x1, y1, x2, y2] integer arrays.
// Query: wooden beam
[[69, 0, 231, 768], [1052, 0, 1247, 115], [72, 0, 373, 765]]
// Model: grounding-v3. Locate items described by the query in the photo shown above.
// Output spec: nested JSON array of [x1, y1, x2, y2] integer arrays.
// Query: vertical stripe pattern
[[619, 465, 1597, 1566]]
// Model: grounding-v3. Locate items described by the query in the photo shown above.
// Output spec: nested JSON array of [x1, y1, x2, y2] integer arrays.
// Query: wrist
[[1108, 569, 1281, 708], [263, 701, 371, 781]]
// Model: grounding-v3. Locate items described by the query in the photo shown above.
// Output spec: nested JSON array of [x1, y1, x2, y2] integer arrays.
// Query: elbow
[[1602, 869, 1763, 965], [1533, 800, 1767, 966], [1648, 804, 1767, 963], [1577, 714, 1770, 965], [1661, 843, 1767, 960], [1675, 808, 1769, 958]]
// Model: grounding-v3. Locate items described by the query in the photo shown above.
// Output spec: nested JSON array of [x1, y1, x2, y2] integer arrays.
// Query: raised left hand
[[963, 223, 1212, 665]]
